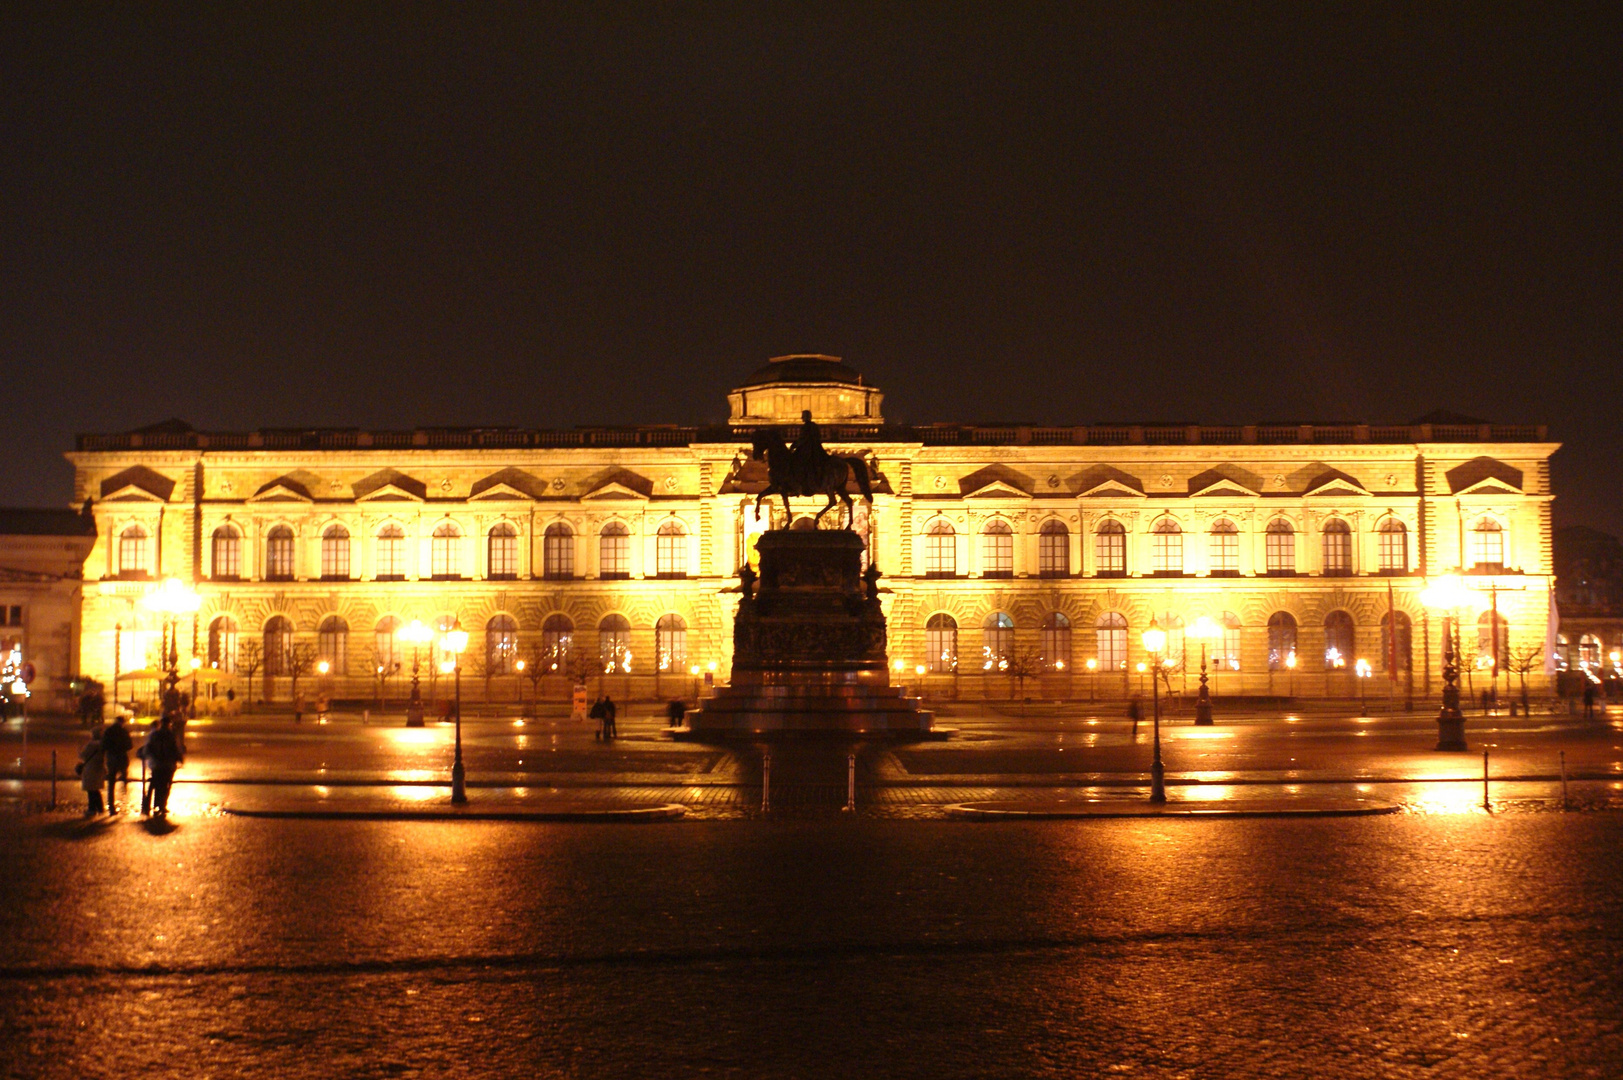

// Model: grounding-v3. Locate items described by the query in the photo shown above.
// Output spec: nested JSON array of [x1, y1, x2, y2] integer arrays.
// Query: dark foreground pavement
[[2, 811, 1622, 1078]]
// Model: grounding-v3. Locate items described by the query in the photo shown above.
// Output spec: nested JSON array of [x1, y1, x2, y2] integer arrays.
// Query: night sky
[[3, 7, 1619, 530]]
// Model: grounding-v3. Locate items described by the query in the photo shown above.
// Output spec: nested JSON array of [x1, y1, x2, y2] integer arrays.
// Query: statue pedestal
[[683, 529, 935, 738]]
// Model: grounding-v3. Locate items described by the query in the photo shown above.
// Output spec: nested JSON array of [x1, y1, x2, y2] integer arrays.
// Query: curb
[[943, 797, 1401, 820], [217, 803, 687, 823]]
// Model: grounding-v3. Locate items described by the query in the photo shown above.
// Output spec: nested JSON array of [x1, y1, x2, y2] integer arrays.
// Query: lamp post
[[141, 578, 201, 701], [397, 618, 433, 727], [440, 625, 469, 803], [1085, 657, 1097, 702], [1355, 658, 1371, 717], [514, 659, 527, 721], [1421, 574, 1471, 751], [1142, 619, 1167, 804], [1189, 615, 1221, 725]]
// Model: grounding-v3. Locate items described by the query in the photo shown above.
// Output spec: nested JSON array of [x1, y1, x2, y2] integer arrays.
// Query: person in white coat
[[77, 727, 107, 816]]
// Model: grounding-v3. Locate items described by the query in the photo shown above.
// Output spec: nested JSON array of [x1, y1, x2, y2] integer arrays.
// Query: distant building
[[1554, 525, 1623, 677], [0, 507, 98, 711], [65, 355, 1559, 704]]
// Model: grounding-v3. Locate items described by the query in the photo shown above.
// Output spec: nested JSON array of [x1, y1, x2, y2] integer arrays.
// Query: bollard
[[50, 749, 57, 810], [761, 753, 771, 813], [844, 753, 856, 812], [1560, 750, 1568, 809], [363, 709, 369, 726], [140, 755, 149, 817], [1483, 749, 1490, 811]]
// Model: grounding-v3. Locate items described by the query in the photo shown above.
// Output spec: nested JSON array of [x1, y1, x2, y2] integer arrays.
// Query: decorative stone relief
[[663, 475, 678, 491], [933, 475, 948, 490], [440, 478, 453, 492], [1047, 474, 1061, 488], [1159, 474, 1174, 488], [552, 478, 565, 491]]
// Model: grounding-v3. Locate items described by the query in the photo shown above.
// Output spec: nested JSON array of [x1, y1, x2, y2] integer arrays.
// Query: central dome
[[728, 355, 884, 426]]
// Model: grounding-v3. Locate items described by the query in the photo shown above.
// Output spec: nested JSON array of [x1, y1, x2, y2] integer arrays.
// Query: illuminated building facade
[[68, 355, 1558, 704]]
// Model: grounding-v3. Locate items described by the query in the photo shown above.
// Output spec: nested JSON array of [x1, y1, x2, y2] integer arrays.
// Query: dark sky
[[3, 7, 1619, 530]]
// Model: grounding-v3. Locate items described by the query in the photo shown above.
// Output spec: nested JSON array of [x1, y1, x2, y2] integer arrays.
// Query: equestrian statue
[[750, 410, 873, 528]]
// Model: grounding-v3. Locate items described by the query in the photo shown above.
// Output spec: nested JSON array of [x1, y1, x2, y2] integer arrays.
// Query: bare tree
[[1506, 642, 1546, 716], [370, 648, 400, 710], [287, 642, 319, 704], [236, 640, 263, 707], [1003, 648, 1047, 702]]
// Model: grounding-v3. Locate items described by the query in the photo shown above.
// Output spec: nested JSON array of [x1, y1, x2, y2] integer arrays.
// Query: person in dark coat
[[666, 698, 687, 728], [101, 715, 134, 813], [142, 716, 184, 817], [601, 695, 618, 740], [589, 697, 605, 740], [1583, 680, 1597, 720]]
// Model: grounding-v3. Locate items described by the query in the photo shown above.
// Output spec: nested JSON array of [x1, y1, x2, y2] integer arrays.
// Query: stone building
[[66, 355, 1558, 706], [0, 507, 98, 711]]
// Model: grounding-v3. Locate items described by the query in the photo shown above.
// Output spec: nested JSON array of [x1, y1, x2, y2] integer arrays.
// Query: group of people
[[76, 689, 188, 817], [587, 694, 618, 739]]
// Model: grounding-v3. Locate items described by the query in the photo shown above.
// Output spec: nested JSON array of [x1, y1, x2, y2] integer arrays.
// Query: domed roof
[[735, 354, 868, 389]]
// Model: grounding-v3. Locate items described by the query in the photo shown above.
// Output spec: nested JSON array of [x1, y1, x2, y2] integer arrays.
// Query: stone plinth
[[684, 529, 934, 737]]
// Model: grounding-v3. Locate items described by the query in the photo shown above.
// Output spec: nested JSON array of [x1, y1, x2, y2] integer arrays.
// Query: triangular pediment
[[468, 482, 532, 501], [1190, 479, 1259, 498], [470, 467, 548, 500], [582, 468, 654, 500], [248, 478, 314, 503], [965, 480, 1032, 499], [1447, 457, 1523, 495], [956, 465, 1033, 498], [1304, 470, 1370, 497], [355, 483, 424, 503], [98, 465, 175, 503], [1078, 479, 1146, 498], [1454, 477, 1522, 497], [101, 484, 167, 503], [1187, 466, 1263, 499], [581, 481, 649, 501]]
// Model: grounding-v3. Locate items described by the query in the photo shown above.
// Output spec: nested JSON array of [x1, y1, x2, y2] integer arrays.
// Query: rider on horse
[[791, 410, 829, 491]]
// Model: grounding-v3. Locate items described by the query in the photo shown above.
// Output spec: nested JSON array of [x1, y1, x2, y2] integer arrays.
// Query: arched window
[[982, 613, 1015, 668], [211, 525, 241, 580], [1470, 518, 1505, 571], [321, 524, 351, 580], [542, 614, 574, 671], [1322, 519, 1351, 576], [1265, 519, 1296, 575], [600, 522, 630, 579], [1208, 519, 1238, 575], [208, 615, 238, 673], [1152, 519, 1183, 575], [543, 523, 575, 579], [374, 616, 401, 671], [430, 522, 463, 578], [1579, 633, 1602, 668], [1554, 633, 1570, 671], [486, 614, 518, 675], [264, 615, 294, 676], [656, 614, 688, 671], [118, 524, 150, 578], [487, 523, 518, 580], [1040, 612, 1071, 671], [924, 520, 956, 577], [599, 614, 631, 673], [925, 613, 958, 673], [1381, 611, 1412, 672], [1378, 518, 1408, 573], [266, 525, 295, 580], [1477, 611, 1509, 670], [1323, 611, 1355, 669], [375, 524, 406, 580], [1038, 520, 1069, 577], [318, 616, 349, 673], [1213, 612, 1242, 671], [1095, 612, 1128, 670], [656, 520, 689, 578], [1095, 520, 1127, 576], [1267, 612, 1298, 671], [981, 520, 1013, 578]]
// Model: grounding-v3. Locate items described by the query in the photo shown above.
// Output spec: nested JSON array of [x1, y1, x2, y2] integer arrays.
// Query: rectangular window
[[1038, 531, 1068, 576], [488, 534, 517, 579], [322, 538, 350, 579], [600, 531, 630, 578], [656, 531, 688, 577], [1209, 532, 1238, 574], [982, 531, 1013, 577], [1378, 530, 1407, 572], [1323, 530, 1351, 575], [1266, 530, 1295, 574], [431, 536, 461, 578], [213, 535, 240, 579], [544, 534, 574, 579], [376, 534, 404, 579], [924, 532, 956, 577], [1152, 531, 1183, 574], [1095, 531, 1126, 576], [1096, 627, 1127, 669], [266, 538, 294, 580]]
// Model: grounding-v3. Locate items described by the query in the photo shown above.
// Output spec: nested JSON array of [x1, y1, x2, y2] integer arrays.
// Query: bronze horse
[[749, 429, 873, 527]]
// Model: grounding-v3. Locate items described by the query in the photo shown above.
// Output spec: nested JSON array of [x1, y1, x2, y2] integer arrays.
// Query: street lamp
[[514, 659, 527, 721], [141, 578, 201, 700], [440, 625, 469, 803], [1141, 618, 1167, 804], [397, 618, 434, 727], [1189, 615, 1222, 725], [1420, 574, 1472, 750], [1355, 658, 1371, 717]]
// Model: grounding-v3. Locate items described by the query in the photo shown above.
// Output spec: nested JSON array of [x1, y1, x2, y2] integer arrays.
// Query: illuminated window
[[430, 522, 463, 578], [118, 525, 150, 577], [656, 520, 689, 578], [1470, 518, 1504, 571], [1040, 612, 1071, 670], [542, 614, 574, 671], [1377, 518, 1408, 572], [1152, 519, 1183, 574], [1267, 612, 1297, 671], [1323, 611, 1354, 669], [374, 616, 401, 670], [1095, 520, 1126, 576], [266, 525, 295, 580], [1096, 611, 1128, 670], [600, 522, 630, 579], [211, 526, 241, 580], [321, 524, 351, 580], [1322, 519, 1351, 576], [264, 615, 294, 676], [983, 612, 1015, 667], [1477, 611, 1508, 670], [981, 521, 1013, 578], [318, 616, 349, 673], [926, 613, 958, 673], [924, 520, 956, 577], [487, 523, 518, 580], [1213, 611, 1242, 671], [1208, 519, 1238, 575], [543, 523, 575, 579], [656, 614, 687, 671], [1038, 520, 1069, 577], [1554, 633, 1570, 670], [208, 615, 238, 673], [486, 614, 518, 675], [598, 614, 631, 672], [1381, 612, 1412, 672], [1578, 633, 1600, 668], [375, 524, 406, 580], [1265, 519, 1296, 574]]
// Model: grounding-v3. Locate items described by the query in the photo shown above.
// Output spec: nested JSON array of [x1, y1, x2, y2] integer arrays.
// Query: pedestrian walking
[[666, 698, 686, 728], [1583, 681, 1597, 720], [77, 727, 107, 816], [589, 696, 605, 740], [143, 716, 184, 817], [101, 715, 134, 813], [602, 695, 618, 740], [1128, 696, 1141, 737]]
